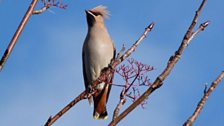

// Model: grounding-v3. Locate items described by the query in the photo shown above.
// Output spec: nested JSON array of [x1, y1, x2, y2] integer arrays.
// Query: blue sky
[[0, 0, 223, 126]]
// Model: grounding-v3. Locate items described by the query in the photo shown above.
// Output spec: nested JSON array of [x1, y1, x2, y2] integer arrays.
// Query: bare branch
[[108, 0, 208, 126], [115, 22, 155, 65], [113, 89, 126, 120], [116, 44, 125, 59], [0, 0, 67, 71], [187, 21, 209, 45], [0, 0, 39, 71], [33, 6, 50, 15], [44, 91, 88, 126], [183, 71, 224, 126]]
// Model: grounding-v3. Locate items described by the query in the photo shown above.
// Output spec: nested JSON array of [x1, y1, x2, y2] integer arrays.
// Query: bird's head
[[85, 5, 109, 27]]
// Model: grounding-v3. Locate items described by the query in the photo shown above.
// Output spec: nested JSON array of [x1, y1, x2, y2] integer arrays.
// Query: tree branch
[[33, 6, 50, 15], [115, 23, 155, 65], [0, 0, 39, 71], [44, 91, 87, 126], [183, 71, 224, 126], [0, 0, 67, 71], [108, 0, 208, 125], [43, 22, 155, 126], [113, 88, 126, 120], [33, 0, 67, 14]]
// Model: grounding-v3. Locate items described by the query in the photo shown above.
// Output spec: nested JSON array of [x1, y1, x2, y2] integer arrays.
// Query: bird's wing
[[113, 44, 116, 60], [82, 50, 89, 90], [106, 46, 116, 103], [82, 50, 93, 106]]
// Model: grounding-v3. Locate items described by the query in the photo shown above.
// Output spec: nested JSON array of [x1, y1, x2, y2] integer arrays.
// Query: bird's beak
[[85, 9, 96, 26], [85, 10, 89, 14], [85, 10, 94, 16]]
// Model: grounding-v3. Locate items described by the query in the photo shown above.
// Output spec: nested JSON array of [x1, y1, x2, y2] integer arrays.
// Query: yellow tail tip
[[93, 115, 100, 120], [93, 114, 108, 120], [103, 116, 108, 120]]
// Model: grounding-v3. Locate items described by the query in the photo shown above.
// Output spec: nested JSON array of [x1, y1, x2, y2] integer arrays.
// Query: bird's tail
[[93, 109, 108, 120]]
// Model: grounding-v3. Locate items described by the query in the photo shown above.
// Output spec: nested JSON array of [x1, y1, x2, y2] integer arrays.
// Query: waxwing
[[82, 5, 116, 120]]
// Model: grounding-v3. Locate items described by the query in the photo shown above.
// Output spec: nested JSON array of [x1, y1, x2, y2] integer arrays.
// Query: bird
[[82, 5, 116, 120]]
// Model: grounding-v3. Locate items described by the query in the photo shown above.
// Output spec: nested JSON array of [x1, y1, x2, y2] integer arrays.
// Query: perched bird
[[82, 5, 116, 120]]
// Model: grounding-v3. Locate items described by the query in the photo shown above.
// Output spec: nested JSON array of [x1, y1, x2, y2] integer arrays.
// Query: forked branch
[[108, 0, 208, 125], [183, 71, 224, 126]]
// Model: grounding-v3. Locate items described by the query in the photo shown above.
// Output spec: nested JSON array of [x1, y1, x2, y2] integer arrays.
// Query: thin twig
[[43, 22, 155, 126], [112, 59, 153, 119], [0, 0, 39, 71], [183, 71, 224, 126], [112, 78, 136, 119], [33, 0, 67, 14], [108, 0, 208, 126], [113, 71, 139, 119], [33, 6, 50, 14], [116, 44, 125, 59], [113, 90, 126, 120], [115, 23, 155, 65], [187, 21, 209, 45], [44, 91, 88, 126]]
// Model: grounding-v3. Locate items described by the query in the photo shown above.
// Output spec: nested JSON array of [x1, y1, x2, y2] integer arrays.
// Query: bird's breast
[[84, 32, 114, 85]]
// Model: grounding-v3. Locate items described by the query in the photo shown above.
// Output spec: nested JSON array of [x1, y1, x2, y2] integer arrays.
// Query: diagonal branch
[[0, 0, 39, 71], [0, 0, 66, 71], [183, 71, 224, 126], [43, 22, 155, 126], [44, 91, 88, 126], [112, 86, 127, 120], [115, 23, 155, 65], [108, 0, 208, 126]]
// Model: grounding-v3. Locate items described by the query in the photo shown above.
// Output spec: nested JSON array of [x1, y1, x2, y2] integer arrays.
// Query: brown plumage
[[82, 5, 115, 120]]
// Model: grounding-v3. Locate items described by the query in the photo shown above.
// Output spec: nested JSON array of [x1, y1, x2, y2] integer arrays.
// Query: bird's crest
[[90, 5, 110, 19]]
